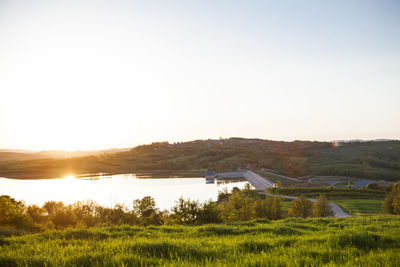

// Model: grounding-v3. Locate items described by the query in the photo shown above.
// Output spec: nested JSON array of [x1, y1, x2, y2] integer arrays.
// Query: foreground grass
[[1, 217, 399, 266]]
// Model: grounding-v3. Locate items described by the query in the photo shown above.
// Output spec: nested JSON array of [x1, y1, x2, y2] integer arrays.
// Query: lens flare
[[331, 141, 340, 148]]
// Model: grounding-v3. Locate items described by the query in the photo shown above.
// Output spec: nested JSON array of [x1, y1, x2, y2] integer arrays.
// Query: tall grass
[[0, 216, 399, 266]]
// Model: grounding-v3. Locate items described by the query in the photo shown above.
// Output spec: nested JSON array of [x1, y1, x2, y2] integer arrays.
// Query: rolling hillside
[[0, 138, 399, 180]]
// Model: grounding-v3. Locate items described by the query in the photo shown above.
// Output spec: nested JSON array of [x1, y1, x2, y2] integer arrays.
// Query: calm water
[[0, 174, 250, 210]]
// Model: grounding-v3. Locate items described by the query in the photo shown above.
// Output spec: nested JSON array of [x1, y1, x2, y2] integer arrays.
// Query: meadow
[[334, 199, 383, 214], [0, 216, 399, 266]]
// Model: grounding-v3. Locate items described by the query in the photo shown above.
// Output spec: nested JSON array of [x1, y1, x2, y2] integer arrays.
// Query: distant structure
[[205, 170, 275, 190], [205, 171, 215, 184]]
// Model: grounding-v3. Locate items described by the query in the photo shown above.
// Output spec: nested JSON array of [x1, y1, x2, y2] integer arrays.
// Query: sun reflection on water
[[0, 174, 251, 210]]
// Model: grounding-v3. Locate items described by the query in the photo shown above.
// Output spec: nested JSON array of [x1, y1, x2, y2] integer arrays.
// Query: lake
[[0, 174, 251, 210]]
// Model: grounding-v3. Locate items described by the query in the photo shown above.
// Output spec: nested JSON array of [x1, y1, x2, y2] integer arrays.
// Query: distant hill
[[0, 149, 38, 154], [332, 139, 397, 143], [0, 152, 44, 163], [0, 148, 131, 162], [33, 148, 131, 159], [0, 138, 399, 181]]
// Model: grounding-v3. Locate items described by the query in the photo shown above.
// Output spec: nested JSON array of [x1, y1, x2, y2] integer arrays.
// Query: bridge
[[206, 170, 275, 190]]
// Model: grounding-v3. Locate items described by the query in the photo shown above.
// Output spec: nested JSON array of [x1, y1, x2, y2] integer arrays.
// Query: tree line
[[288, 195, 333, 218], [1, 186, 334, 233]]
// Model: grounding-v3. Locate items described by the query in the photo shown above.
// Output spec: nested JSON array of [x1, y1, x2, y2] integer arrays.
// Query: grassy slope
[[0, 217, 399, 266]]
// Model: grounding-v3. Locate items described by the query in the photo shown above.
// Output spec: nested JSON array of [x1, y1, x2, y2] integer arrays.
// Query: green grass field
[[334, 199, 384, 215], [1, 216, 399, 266], [257, 171, 301, 186]]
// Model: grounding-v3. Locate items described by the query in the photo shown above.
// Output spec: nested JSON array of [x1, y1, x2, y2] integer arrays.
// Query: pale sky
[[1, 0, 399, 150]]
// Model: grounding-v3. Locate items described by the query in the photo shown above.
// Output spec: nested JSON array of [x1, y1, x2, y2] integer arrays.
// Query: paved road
[[243, 170, 275, 190], [329, 203, 351, 217], [215, 170, 274, 190]]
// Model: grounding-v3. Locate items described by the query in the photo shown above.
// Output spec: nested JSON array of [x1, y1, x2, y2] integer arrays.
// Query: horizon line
[[1, 137, 399, 153]]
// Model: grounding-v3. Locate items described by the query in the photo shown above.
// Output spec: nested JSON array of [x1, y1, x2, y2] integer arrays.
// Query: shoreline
[[0, 169, 207, 180]]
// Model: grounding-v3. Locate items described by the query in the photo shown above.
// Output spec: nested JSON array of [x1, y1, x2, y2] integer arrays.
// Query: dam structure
[[206, 170, 275, 191]]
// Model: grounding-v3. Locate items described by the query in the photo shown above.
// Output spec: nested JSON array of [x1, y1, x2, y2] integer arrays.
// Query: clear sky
[[1, 0, 399, 151]]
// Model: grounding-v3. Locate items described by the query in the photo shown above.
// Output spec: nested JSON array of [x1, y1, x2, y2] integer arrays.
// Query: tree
[[312, 194, 333, 217], [0, 195, 29, 228], [218, 191, 242, 222], [171, 197, 200, 224], [288, 196, 312, 218], [133, 196, 158, 218], [50, 205, 78, 228], [198, 200, 221, 223], [72, 200, 100, 227], [43, 201, 64, 216], [26, 205, 47, 225], [392, 185, 400, 215], [218, 191, 256, 222], [382, 182, 400, 214], [254, 197, 272, 219], [217, 188, 230, 203], [133, 196, 160, 225], [383, 189, 396, 214], [271, 196, 282, 220]]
